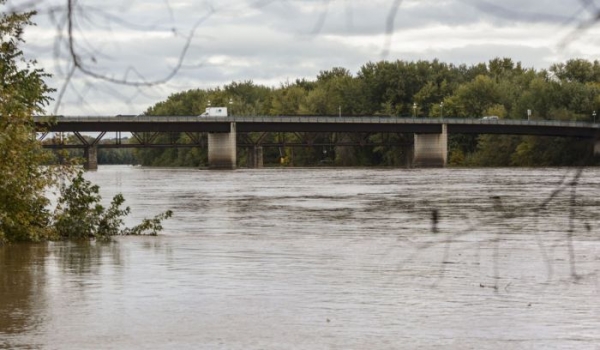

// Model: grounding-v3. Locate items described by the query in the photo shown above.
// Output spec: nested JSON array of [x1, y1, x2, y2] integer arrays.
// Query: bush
[[53, 172, 172, 241]]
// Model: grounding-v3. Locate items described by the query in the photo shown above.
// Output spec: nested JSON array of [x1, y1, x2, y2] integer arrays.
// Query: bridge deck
[[34, 116, 600, 138]]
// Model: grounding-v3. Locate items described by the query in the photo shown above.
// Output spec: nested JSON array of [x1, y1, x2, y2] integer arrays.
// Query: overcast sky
[[8, 0, 600, 115]]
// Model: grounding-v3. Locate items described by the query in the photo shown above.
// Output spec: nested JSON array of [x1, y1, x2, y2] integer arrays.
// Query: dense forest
[[132, 57, 600, 167]]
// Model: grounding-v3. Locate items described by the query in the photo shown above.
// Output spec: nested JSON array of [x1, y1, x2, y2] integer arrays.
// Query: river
[[1, 166, 599, 349]]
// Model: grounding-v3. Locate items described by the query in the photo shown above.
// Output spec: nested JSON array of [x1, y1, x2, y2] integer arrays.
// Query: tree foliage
[[139, 57, 600, 168], [0, 4, 172, 244], [0, 3, 56, 243], [53, 172, 173, 241]]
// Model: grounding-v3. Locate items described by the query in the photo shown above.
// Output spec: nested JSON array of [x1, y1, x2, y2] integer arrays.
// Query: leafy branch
[[53, 171, 173, 241]]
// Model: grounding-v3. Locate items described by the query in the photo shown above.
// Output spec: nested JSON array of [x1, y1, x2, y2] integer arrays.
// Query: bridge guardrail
[[34, 115, 598, 129]]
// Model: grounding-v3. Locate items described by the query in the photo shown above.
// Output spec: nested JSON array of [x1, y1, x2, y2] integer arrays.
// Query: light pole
[[413, 102, 417, 118], [207, 99, 211, 107], [440, 102, 444, 118], [527, 109, 531, 121], [593, 110, 597, 124], [338, 106, 341, 118], [228, 98, 233, 115]]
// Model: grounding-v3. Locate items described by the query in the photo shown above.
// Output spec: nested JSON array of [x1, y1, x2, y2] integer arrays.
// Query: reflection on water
[[1, 166, 599, 349], [0, 244, 47, 349]]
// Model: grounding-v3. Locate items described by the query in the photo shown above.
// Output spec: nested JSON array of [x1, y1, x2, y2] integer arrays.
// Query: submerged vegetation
[[53, 172, 173, 241]]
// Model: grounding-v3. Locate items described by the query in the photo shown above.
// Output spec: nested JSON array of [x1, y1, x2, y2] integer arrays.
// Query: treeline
[[135, 57, 600, 167]]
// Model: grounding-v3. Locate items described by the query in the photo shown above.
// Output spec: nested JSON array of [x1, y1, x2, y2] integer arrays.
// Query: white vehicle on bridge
[[199, 107, 228, 117]]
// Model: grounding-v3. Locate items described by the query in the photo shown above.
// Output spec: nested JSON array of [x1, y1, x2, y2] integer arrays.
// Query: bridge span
[[34, 116, 600, 169]]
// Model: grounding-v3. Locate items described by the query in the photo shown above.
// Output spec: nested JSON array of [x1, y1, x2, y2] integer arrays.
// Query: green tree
[[550, 59, 597, 83], [270, 84, 307, 115], [53, 172, 173, 241], [302, 68, 366, 115], [0, 5, 172, 244], [0, 3, 56, 243], [452, 75, 500, 117], [469, 135, 521, 166], [224, 80, 273, 116], [511, 136, 593, 166]]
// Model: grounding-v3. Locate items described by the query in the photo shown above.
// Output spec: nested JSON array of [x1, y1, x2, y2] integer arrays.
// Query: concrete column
[[208, 123, 236, 169], [413, 124, 448, 167], [594, 138, 600, 156], [255, 146, 263, 168], [405, 143, 414, 168], [246, 146, 264, 168], [247, 147, 255, 168], [83, 146, 98, 170]]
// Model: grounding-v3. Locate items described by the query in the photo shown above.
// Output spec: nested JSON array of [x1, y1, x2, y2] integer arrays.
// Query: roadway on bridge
[[34, 116, 600, 138]]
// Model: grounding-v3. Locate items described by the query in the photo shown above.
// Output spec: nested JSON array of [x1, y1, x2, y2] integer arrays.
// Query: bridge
[[34, 116, 600, 169]]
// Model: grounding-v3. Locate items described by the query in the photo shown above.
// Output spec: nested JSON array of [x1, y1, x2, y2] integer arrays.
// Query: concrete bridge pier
[[83, 146, 98, 170], [413, 124, 448, 167], [595, 138, 600, 156], [247, 146, 264, 168], [208, 123, 237, 169]]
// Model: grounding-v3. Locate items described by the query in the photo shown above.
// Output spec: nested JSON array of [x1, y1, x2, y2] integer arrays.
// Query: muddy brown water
[[1, 166, 599, 349]]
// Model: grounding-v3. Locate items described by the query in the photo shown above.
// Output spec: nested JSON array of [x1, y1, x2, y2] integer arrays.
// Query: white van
[[200, 107, 228, 117]]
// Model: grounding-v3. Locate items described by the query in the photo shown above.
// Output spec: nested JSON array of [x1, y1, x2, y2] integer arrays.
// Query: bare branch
[[381, 0, 402, 58], [65, 0, 214, 87], [310, 0, 331, 36]]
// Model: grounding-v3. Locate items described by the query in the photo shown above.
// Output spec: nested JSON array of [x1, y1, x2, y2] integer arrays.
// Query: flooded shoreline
[[2, 166, 599, 349]]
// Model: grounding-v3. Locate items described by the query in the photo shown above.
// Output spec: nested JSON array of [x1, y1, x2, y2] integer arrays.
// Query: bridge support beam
[[247, 146, 264, 168], [208, 123, 237, 169], [83, 146, 98, 170], [413, 124, 448, 167]]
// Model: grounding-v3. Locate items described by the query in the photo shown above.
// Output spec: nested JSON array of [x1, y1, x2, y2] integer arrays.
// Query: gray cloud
[[407, 44, 555, 68], [237, 0, 590, 35], [10, 0, 600, 115]]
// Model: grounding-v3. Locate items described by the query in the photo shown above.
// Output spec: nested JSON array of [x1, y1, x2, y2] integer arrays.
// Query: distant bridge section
[[34, 116, 600, 169]]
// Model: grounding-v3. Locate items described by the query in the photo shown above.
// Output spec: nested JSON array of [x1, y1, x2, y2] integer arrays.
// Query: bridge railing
[[34, 115, 598, 128]]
